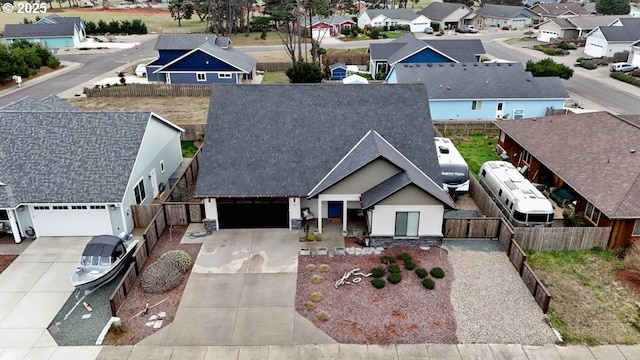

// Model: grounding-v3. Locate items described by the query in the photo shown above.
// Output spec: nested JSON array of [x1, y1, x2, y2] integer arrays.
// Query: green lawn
[[181, 141, 198, 158], [379, 31, 405, 39], [261, 71, 289, 84], [449, 134, 501, 178]]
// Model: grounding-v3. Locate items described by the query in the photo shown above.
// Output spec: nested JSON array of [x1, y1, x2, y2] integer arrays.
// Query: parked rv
[[434, 137, 469, 196], [478, 161, 554, 227]]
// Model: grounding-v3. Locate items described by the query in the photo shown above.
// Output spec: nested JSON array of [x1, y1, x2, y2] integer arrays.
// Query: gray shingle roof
[[532, 3, 593, 16], [186, 42, 256, 73], [3, 23, 76, 38], [495, 113, 640, 218], [309, 130, 454, 208], [154, 34, 222, 50], [301, 15, 355, 26], [418, 2, 473, 21], [392, 62, 568, 100], [362, 8, 423, 21], [566, 15, 630, 29], [369, 34, 484, 64], [475, 4, 538, 19], [39, 14, 83, 28], [0, 112, 154, 207], [598, 18, 640, 41], [195, 84, 450, 206], [0, 96, 77, 112]]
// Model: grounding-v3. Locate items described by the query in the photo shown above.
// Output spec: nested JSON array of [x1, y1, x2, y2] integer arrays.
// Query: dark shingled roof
[[156, 42, 257, 74], [598, 18, 640, 41], [3, 23, 76, 38], [195, 84, 453, 209], [393, 62, 568, 100], [0, 112, 158, 207], [369, 34, 485, 64], [0, 96, 77, 112], [495, 113, 640, 219], [532, 3, 593, 16], [475, 4, 539, 19], [418, 2, 474, 21], [154, 34, 229, 50]]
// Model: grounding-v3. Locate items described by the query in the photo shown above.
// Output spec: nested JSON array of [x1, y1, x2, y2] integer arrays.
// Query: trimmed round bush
[[430, 267, 445, 279], [309, 291, 323, 302], [415, 267, 429, 279], [404, 260, 416, 270], [388, 264, 401, 273], [318, 264, 330, 272], [158, 250, 192, 273], [310, 274, 323, 284], [304, 301, 317, 310], [371, 278, 386, 289], [380, 255, 395, 265], [141, 260, 185, 294], [305, 264, 317, 272], [316, 310, 331, 321], [387, 272, 402, 284], [422, 277, 435, 289], [371, 267, 386, 278], [397, 253, 412, 262]]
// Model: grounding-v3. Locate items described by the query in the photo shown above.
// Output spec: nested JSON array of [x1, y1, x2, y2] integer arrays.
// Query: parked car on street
[[609, 62, 638, 73], [467, 25, 478, 33], [455, 26, 468, 33]]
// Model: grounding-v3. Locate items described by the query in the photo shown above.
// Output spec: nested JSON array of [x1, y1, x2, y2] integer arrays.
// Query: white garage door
[[312, 28, 330, 40], [30, 205, 112, 237], [585, 38, 607, 58]]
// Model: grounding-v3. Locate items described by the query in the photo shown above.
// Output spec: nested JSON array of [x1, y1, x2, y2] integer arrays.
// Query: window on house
[[634, 220, 640, 236], [513, 109, 525, 119], [395, 212, 419, 237], [160, 160, 165, 173], [522, 149, 532, 164], [196, 73, 206, 81], [134, 179, 146, 205], [472, 100, 482, 110], [218, 73, 232, 78], [585, 202, 601, 225]]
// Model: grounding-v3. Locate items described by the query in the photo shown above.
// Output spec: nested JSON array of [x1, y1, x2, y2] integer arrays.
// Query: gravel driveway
[[445, 240, 557, 345]]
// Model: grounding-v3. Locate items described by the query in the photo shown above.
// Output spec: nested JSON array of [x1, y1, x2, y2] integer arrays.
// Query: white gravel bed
[[446, 246, 558, 345]]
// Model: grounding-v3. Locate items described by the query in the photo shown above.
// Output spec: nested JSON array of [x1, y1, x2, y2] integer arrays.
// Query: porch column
[[317, 200, 322, 234], [7, 210, 21, 243], [342, 200, 348, 233]]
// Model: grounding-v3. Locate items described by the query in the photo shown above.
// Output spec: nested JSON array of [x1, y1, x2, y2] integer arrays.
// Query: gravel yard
[[446, 242, 557, 345]]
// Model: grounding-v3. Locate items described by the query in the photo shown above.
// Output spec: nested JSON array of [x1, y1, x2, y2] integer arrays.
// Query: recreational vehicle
[[478, 161, 554, 227], [434, 137, 469, 195]]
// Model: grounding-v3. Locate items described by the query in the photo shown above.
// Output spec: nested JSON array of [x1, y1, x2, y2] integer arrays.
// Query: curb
[[0, 61, 83, 99]]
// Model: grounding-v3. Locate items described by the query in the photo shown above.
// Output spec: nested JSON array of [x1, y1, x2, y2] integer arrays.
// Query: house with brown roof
[[495, 112, 640, 249], [530, 3, 595, 23]]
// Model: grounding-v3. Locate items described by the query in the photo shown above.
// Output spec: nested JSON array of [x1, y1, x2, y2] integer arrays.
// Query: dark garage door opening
[[217, 198, 289, 229]]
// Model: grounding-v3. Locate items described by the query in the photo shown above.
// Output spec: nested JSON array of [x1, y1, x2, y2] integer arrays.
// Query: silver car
[[609, 62, 638, 72]]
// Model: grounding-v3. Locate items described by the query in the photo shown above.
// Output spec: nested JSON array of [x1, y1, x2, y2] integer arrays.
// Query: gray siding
[[377, 184, 442, 206], [322, 158, 401, 194]]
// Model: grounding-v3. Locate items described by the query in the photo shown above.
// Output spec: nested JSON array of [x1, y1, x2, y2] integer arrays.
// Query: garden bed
[[296, 246, 456, 344]]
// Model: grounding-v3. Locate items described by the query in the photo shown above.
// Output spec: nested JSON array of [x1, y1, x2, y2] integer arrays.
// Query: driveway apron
[[139, 229, 335, 346]]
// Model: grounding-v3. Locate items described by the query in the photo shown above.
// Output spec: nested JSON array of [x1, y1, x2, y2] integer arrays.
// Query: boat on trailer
[[71, 233, 139, 290]]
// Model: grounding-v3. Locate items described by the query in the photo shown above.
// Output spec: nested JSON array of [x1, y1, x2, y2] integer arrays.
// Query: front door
[[328, 201, 342, 220], [496, 102, 505, 119], [150, 169, 159, 198]]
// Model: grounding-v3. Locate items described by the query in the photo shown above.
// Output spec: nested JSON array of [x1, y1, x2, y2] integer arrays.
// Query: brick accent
[[369, 235, 443, 248], [204, 219, 218, 232], [291, 218, 302, 230]]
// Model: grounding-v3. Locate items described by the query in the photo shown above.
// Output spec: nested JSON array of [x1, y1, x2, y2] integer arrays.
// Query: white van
[[135, 64, 147, 77]]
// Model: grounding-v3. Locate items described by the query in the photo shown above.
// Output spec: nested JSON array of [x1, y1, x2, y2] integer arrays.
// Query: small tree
[[286, 61, 324, 83], [595, 0, 630, 15], [169, 0, 195, 27], [525, 58, 574, 80]]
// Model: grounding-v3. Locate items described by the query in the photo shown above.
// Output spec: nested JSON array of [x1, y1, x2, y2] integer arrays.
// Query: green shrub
[[422, 277, 435, 289], [380, 255, 395, 265], [501, 26, 510, 30], [415, 267, 429, 278], [141, 250, 192, 293], [579, 61, 597, 70], [388, 264, 401, 273], [557, 41, 576, 50], [371, 267, 386, 278], [404, 260, 416, 270], [611, 72, 640, 86], [388, 272, 402, 284], [397, 253, 412, 262], [430, 267, 445, 279], [371, 278, 386, 289], [158, 250, 193, 273]]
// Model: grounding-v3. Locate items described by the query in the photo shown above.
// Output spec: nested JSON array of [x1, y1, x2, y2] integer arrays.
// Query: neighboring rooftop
[[369, 34, 485, 64]]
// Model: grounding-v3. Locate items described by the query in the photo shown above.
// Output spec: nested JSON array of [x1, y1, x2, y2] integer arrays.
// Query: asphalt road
[[482, 40, 640, 115]]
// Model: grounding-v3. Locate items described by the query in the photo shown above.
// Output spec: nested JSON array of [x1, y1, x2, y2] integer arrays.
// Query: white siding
[[369, 204, 444, 237]]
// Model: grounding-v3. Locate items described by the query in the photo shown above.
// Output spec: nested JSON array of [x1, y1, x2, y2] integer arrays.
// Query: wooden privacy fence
[[257, 62, 292, 71], [433, 121, 500, 136], [109, 207, 168, 316], [84, 83, 212, 97], [468, 176, 503, 218], [514, 226, 611, 251], [444, 217, 501, 238]]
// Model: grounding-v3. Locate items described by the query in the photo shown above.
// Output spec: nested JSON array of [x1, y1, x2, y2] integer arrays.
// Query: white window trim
[[472, 100, 482, 111], [134, 178, 146, 205], [196, 72, 207, 82], [218, 73, 232, 79], [633, 220, 640, 236], [585, 202, 601, 225], [513, 108, 525, 119]]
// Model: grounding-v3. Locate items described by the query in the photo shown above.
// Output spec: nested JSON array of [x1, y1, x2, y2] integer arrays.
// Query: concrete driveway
[[139, 229, 335, 347]]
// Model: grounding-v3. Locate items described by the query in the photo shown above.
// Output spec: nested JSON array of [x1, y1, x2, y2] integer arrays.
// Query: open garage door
[[217, 198, 289, 229], [30, 205, 112, 237]]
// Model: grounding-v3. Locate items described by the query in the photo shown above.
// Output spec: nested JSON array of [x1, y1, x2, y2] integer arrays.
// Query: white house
[[358, 8, 432, 33], [584, 18, 640, 58]]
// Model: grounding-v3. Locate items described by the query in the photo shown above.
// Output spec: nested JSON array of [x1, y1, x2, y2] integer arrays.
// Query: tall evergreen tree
[[595, 0, 630, 15]]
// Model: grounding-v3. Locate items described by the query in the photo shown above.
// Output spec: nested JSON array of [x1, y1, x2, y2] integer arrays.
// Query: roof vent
[[631, 149, 637, 153], [439, 145, 450, 154], [428, 63, 432, 67], [416, 64, 420, 67]]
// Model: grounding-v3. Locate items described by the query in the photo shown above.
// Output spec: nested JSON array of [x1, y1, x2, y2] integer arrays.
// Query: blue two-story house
[[387, 62, 569, 120], [146, 34, 257, 84], [367, 34, 485, 77]]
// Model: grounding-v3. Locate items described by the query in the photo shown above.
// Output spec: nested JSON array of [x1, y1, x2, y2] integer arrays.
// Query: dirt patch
[[102, 226, 201, 345], [68, 97, 210, 124], [296, 247, 456, 344], [0, 255, 18, 273], [616, 269, 640, 300]]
